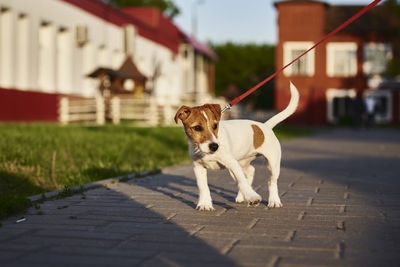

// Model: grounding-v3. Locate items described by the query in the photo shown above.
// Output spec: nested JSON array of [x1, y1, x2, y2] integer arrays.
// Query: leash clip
[[221, 104, 231, 114]]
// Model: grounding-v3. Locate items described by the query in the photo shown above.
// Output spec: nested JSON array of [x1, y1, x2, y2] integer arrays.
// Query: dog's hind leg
[[264, 152, 283, 208], [235, 164, 255, 203]]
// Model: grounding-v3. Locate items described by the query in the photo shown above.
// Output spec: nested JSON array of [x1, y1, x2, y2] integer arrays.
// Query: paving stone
[[47, 246, 156, 259], [0, 251, 24, 263], [228, 246, 335, 264], [14, 252, 142, 267], [1, 129, 399, 266], [0, 229, 34, 242], [10, 235, 121, 248], [32, 229, 132, 241], [1, 223, 101, 232], [140, 252, 239, 267], [99, 221, 198, 233]]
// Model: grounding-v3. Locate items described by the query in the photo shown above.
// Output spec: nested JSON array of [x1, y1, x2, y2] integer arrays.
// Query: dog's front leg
[[235, 165, 255, 203], [224, 159, 261, 206], [193, 163, 214, 211]]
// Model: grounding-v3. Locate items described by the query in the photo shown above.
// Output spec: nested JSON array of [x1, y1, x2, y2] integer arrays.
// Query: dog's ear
[[204, 104, 221, 121], [174, 106, 191, 124]]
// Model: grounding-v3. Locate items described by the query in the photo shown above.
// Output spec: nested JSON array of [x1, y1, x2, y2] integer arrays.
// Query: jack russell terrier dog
[[174, 82, 299, 211]]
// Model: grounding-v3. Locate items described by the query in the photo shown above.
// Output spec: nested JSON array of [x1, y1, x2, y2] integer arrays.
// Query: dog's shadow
[[132, 157, 271, 210], [138, 173, 238, 210]]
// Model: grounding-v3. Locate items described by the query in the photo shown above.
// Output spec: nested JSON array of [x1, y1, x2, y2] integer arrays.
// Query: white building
[[0, 0, 217, 122]]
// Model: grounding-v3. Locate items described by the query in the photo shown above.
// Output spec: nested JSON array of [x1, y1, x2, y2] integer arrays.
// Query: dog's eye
[[193, 125, 203, 132], [213, 124, 218, 130]]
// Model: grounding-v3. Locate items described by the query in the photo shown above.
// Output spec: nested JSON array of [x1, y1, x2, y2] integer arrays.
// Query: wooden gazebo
[[87, 56, 147, 98]]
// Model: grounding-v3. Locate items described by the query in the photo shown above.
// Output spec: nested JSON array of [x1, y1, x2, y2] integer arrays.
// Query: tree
[[210, 42, 275, 110], [110, 0, 180, 19]]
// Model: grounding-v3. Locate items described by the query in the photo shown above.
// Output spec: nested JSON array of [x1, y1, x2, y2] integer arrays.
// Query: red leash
[[221, 0, 382, 113]]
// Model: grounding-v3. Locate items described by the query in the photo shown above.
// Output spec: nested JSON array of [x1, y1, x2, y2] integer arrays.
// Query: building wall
[[0, 0, 211, 111], [276, 1, 327, 124], [275, 1, 396, 125], [0, 87, 60, 121], [178, 43, 195, 101], [0, 0, 125, 97], [135, 34, 182, 105]]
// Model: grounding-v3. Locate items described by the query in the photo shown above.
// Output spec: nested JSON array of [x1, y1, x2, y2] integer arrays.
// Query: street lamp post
[[191, 0, 205, 103], [191, 0, 205, 39]]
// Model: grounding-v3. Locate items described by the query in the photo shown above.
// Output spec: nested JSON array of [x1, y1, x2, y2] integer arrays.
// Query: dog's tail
[[265, 81, 299, 129]]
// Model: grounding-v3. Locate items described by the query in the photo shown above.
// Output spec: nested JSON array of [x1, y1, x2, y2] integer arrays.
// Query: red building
[[274, 0, 399, 125]]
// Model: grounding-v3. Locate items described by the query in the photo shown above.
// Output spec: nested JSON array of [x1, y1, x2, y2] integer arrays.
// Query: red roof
[[122, 7, 216, 59], [121, 7, 162, 28], [63, 0, 145, 28], [62, 0, 180, 53], [121, 7, 181, 54], [62, 0, 215, 59]]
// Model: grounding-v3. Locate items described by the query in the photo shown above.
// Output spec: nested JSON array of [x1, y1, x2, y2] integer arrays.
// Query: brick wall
[[275, 1, 367, 124]]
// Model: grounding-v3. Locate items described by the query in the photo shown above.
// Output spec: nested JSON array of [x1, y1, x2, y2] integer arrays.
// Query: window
[[327, 42, 357, 77], [123, 79, 135, 91], [366, 90, 392, 123], [180, 44, 191, 60], [283, 42, 315, 77], [363, 43, 392, 75], [75, 25, 88, 47], [326, 89, 356, 123], [196, 54, 203, 72]]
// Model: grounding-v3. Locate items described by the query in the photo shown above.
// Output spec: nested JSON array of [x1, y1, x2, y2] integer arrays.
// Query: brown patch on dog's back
[[251, 124, 264, 149]]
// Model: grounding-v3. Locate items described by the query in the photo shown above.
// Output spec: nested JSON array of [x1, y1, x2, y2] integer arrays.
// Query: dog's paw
[[267, 197, 283, 208], [235, 193, 245, 203], [246, 192, 262, 207], [196, 203, 215, 211]]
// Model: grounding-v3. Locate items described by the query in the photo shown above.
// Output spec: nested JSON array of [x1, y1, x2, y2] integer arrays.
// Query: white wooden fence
[[110, 97, 158, 125], [58, 96, 190, 126], [59, 97, 105, 125]]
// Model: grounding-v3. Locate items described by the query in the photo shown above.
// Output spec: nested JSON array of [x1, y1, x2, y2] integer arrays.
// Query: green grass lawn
[[0, 123, 315, 219]]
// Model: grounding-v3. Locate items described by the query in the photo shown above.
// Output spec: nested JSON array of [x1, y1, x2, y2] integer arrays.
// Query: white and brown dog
[[175, 82, 299, 211]]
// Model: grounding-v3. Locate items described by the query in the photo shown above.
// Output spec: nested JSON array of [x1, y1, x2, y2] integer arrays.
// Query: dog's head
[[175, 104, 221, 154]]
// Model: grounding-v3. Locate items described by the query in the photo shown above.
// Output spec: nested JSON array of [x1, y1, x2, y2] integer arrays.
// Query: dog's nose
[[209, 143, 219, 152]]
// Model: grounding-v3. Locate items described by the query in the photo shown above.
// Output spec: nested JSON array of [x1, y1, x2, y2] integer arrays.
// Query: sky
[[171, 0, 384, 45]]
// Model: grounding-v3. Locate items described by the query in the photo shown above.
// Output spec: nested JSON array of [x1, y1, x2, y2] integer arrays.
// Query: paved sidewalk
[[1, 128, 400, 266]]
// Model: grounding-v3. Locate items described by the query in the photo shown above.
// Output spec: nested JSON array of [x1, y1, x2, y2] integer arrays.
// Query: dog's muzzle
[[209, 143, 219, 152]]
